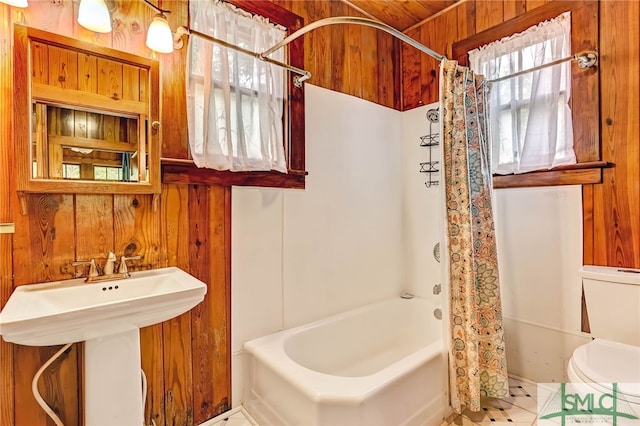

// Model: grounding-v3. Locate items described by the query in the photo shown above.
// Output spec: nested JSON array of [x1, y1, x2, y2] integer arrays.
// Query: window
[[187, 1, 287, 173], [163, 1, 305, 188], [94, 165, 123, 181], [452, 1, 603, 189], [469, 12, 575, 175], [62, 164, 80, 179]]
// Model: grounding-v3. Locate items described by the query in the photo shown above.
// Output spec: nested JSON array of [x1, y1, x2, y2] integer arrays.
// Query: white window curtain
[[187, 0, 287, 172], [469, 12, 575, 175]]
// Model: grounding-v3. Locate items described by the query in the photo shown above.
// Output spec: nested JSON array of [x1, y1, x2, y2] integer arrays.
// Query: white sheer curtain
[[187, 0, 287, 172], [469, 12, 575, 175]]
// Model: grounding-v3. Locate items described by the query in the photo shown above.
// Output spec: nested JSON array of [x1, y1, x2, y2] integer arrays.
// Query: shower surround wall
[[401, 102, 442, 300], [231, 85, 404, 405], [232, 85, 589, 410], [403, 104, 590, 383]]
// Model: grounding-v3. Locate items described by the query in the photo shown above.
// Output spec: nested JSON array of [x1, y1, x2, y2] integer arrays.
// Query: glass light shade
[[77, 0, 112, 33], [146, 14, 174, 53], [0, 0, 28, 8]]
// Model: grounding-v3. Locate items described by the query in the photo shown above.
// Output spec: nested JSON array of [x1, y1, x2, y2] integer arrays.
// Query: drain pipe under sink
[[32, 343, 153, 426], [32, 343, 73, 426]]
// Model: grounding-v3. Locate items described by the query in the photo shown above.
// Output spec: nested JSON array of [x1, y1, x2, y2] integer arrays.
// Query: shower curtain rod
[[486, 50, 598, 84], [183, 28, 313, 87], [260, 16, 447, 62], [178, 16, 447, 88]]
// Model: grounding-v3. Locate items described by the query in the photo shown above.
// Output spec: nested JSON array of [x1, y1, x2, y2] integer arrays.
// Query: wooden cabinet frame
[[14, 25, 161, 196]]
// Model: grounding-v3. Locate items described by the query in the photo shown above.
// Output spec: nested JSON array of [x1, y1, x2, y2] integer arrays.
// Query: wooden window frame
[[452, 0, 607, 189], [162, 1, 307, 189]]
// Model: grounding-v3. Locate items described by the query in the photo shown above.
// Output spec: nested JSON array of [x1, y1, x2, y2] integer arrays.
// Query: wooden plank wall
[[2, 0, 637, 423], [402, 0, 640, 270], [2, 0, 635, 424], [0, 5, 16, 426], [272, 0, 400, 110], [589, 0, 640, 268], [401, 0, 558, 110], [0, 1, 398, 425], [0, 1, 233, 425]]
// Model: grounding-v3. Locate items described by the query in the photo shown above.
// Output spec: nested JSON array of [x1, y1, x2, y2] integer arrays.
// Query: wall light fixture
[[146, 12, 173, 53], [77, 0, 112, 33], [0, 0, 28, 7], [143, 0, 176, 53], [74, 0, 178, 54]]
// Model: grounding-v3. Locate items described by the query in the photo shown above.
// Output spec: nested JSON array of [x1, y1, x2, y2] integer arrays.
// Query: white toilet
[[567, 265, 640, 409]]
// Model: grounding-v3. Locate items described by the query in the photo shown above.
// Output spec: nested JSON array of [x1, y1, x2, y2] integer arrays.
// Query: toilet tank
[[581, 265, 640, 346]]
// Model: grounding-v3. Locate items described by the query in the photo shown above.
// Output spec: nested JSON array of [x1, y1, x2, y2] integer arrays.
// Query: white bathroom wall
[[494, 186, 591, 382], [231, 85, 404, 405], [281, 85, 404, 328], [231, 188, 284, 349], [401, 106, 591, 383], [401, 102, 442, 301]]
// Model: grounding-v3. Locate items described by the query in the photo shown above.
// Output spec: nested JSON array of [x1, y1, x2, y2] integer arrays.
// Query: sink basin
[[0, 266, 207, 346], [0, 266, 207, 425]]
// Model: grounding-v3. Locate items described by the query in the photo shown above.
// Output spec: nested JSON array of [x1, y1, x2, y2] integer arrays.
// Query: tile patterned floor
[[441, 377, 539, 426]]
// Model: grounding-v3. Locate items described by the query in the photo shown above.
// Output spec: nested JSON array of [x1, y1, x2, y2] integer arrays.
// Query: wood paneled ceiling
[[340, 0, 458, 32]]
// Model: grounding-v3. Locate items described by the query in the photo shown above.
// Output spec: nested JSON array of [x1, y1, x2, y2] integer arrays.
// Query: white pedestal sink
[[0, 266, 207, 426]]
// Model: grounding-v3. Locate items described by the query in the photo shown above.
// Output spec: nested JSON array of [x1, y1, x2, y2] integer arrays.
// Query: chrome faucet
[[72, 253, 142, 283]]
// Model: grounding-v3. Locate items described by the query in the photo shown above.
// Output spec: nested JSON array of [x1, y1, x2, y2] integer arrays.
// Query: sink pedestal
[[85, 329, 144, 426]]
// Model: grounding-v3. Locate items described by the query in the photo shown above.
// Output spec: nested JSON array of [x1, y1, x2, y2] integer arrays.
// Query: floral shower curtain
[[440, 60, 509, 413]]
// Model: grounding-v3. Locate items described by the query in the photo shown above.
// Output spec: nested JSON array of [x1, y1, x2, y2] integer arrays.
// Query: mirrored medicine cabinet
[[14, 25, 161, 196]]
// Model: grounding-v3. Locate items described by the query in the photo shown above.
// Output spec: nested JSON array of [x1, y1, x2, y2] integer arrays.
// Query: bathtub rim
[[243, 296, 445, 402]]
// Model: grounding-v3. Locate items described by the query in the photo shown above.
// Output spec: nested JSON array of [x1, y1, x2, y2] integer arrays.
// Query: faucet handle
[[103, 252, 117, 275], [72, 259, 99, 277], [118, 255, 141, 274]]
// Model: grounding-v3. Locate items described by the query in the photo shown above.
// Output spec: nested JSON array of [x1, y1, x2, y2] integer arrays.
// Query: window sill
[[492, 161, 611, 189], [161, 158, 306, 189]]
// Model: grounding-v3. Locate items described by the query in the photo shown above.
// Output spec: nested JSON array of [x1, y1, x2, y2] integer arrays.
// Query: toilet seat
[[569, 339, 640, 405]]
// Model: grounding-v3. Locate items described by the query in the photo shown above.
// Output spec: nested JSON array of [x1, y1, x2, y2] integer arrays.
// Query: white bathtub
[[242, 297, 450, 426]]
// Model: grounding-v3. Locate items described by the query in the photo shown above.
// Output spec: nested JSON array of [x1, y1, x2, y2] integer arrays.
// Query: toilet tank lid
[[581, 265, 640, 285]]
